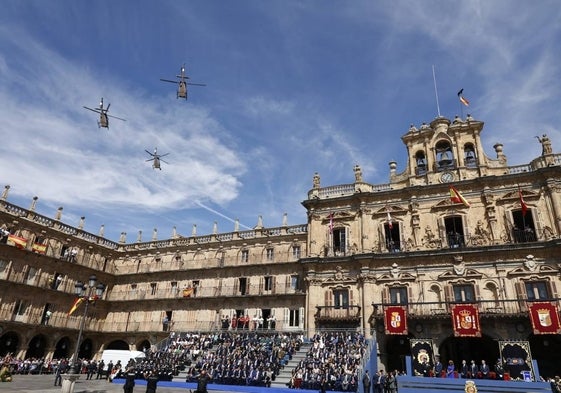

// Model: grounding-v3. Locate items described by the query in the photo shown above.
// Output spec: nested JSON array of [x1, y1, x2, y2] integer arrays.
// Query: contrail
[[195, 200, 252, 230]]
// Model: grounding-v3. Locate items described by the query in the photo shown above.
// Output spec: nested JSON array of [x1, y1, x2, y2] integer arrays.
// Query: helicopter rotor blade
[[106, 114, 126, 121], [187, 83, 206, 87], [146, 158, 155, 162], [83, 106, 101, 114], [145, 150, 154, 156], [160, 78, 179, 84], [160, 159, 170, 164], [106, 103, 111, 111], [158, 153, 170, 158]]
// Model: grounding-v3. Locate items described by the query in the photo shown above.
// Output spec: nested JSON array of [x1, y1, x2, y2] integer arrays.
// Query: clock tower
[[390, 114, 508, 188]]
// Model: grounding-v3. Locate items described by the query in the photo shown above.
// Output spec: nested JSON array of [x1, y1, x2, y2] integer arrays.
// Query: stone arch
[[53, 336, 71, 359], [105, 339, 129, 350], [25, 334, 48, 359], [0, 331, 20, 357]]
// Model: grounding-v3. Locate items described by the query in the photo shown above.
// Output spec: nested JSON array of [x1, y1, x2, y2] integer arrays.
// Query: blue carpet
[[113, 378, 321, 393]]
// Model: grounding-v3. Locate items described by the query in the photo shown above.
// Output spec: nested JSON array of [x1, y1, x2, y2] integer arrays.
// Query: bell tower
[[395, 115, 507, 187]]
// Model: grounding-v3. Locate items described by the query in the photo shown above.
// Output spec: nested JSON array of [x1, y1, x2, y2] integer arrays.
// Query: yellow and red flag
[[457, 88, 470, 107], [7, 234, 27, 249], [32, 243, 47, 254], [68, 298, 84, 316], [450, 186, 470, 207]]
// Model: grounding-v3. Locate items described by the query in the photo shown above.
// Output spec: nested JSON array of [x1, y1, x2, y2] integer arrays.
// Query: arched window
[[464, 143, 476, 167], [435, 140, 454, 170], [415, 151, 427, 175]]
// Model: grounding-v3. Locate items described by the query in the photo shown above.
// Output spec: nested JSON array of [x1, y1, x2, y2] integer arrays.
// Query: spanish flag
[[450, 186, 470, 207], [182, 288, 194, 298], [68, 298, 84, 316], [32, 243, 47, 254], [457, 88, 470, 107], [7, 234, 27, 249]]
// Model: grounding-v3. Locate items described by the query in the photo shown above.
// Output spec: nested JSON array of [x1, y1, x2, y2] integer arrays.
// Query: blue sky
[[1, 1, 560, 242]]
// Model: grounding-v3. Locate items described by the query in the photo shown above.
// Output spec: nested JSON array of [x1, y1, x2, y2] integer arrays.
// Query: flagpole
[[432, 65, 441, 117]]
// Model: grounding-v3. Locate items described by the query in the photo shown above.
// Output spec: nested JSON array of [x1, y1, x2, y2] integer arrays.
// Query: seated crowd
[[286, 331, 366, 391]]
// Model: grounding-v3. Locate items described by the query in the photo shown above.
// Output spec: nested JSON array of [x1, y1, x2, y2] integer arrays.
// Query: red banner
[[451, 304, 481, 337], [528, 302, 561, 334], [384, 306, 408, 335]]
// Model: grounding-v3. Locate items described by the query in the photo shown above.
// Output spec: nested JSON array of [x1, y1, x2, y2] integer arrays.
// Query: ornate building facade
[[1, 114, 560, 377]]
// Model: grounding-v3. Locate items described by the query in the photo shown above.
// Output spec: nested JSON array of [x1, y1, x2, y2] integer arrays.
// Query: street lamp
[[62, 275, 105, 393]]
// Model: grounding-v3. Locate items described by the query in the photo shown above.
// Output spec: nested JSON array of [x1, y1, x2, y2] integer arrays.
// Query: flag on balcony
[[457, 88, 470, 107], [68, 297, 84, 316], [182, 288, 194, 297], [7, 234, 27, 249], [451, 304, 481, 337], [387, 211, 393, 230], [384, 305, 408, 335], [32, 243, 47, 254], [450, 186, 470, 207], [528, 302, 561, 334], [519, 186, 528, 216]]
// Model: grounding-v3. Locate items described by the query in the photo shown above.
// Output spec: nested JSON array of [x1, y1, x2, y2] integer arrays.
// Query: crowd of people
[[286, 331, 367, 391]]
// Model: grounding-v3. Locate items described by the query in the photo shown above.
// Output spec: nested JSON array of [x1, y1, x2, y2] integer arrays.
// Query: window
[[13, 300, 28, 316], [239, 277, 247, 295], [264, 276, 273, 291], [453, 284, 475, 302], [150, 283, 157, 296], [445, 216, 465, 248], [241, 250, 249, 263], [390, 287, 408, 304], [333, 289, 349, 309], [292, 245, 301, 259], [333, 228, 346, 255], [289, 308, 300, 327], [171, 281, 178, 295], [266, 248, 274, 261], [511, 211, 536, 243], [290, 275, 299, 291], [525, 281, 550, 300], [26, 267, 37, 284], [385, 223, 400, 252]]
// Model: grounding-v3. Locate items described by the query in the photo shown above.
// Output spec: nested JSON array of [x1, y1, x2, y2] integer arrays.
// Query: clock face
[[440, 172, 454, 183]]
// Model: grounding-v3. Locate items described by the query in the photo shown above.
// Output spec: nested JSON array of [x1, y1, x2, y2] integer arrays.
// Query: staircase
[[271, 343, 311, 388]]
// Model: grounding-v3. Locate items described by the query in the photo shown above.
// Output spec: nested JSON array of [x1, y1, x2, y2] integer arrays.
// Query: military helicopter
[[160, 64, 206, 100], [145, 148, 170, 170], [83, 98, 126, 128]]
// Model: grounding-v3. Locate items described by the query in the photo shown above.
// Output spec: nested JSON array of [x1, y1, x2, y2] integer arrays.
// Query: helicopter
[[160, 64, 206, 100], [145, 148, 170, 170], [83, 98, 126, 128]]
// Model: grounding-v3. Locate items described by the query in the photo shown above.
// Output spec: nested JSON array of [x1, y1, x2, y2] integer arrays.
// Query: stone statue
[[313, 172, 320, 189], [354, 164, 363, 182], [536, 134, 553, 155]]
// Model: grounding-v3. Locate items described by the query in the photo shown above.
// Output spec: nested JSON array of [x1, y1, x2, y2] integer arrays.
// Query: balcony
[[315, 305, 361, 322]]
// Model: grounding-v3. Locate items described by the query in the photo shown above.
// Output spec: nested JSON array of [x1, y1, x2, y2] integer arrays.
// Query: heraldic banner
[[451, 304, 481, 337], [384, 305, 408, 335], [410, 339, 434, 376], [499, 340, 533, 380], [528, 302, 561, 334]]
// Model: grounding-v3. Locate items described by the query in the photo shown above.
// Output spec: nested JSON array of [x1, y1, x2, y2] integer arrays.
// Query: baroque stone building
[[1, 114, 560, 377]]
